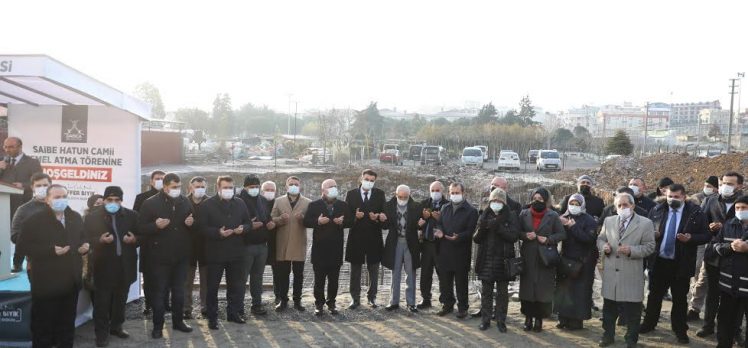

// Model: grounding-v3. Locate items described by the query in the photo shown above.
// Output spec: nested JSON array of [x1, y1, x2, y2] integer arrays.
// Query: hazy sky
[[3, 1, 746, 115]]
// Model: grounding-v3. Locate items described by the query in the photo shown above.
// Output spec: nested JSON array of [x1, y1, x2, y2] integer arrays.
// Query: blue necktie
[[663, 209, 677, 258]]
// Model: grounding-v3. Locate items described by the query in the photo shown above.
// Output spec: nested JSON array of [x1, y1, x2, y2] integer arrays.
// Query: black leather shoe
[[294, 302, 306, 311], [533, 318, 543, 332], [348, 301, 360, 310], [227, 315, 246, 324], [385, 304, 399, 311], [456, 309, 468, 319], [696, 327, 714, 338], [95, 337, 109, 347], [208, 320, 219, 330], [676, 334, 689, 344], [151, 329, 163, 339], [556, 322, 566, 329], [251, 306, 268, 315], [329, 306, 339, 315], [367, 299, 378, 308], [183, 311, 193, 320], [437, 306, 454, 316], [639, 325, 655, 334], [407, 305, 418, 313], [479, 322, 490, 331], [143, 307, 152, 315], [110, 329, 129, 339], [314, 306, 324, 316], [275, 301, 288, 312], [598, 337, 614, 347], [173, 322, 193, 333], [523, 316, 534, 331], [416, 301, 431, 309], [497, 321, 507, 333], [686, 310, 700, 321]]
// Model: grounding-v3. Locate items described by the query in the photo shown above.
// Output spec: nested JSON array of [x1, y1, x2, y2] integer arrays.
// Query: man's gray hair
[[449, 182, 465, 193], [261, 181, 276, 190], [614, 192, 635, 206], [396, 184, 410, 195]]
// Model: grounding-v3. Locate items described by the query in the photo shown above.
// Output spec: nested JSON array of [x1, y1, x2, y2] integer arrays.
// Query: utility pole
[[642, 102, 649, 156], [727, 76, 740, 153], [293, 102, 298, 144]]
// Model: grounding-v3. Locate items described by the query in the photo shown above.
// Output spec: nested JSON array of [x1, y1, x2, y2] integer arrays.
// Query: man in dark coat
[[85, 186, 139, 347], [133, 170, 165, 315], [382, 185, 421, 312], [304, 179, 351, 316], [17, 184, 88, 348], [598, 187, 650, 230], [480, 176, 522, 216], [647, 177, 674, 201], [137, 173, 194, 338], [184, 176, 209, 319], [435, 182, 479, 318], [344, 169, 386, 309], [559, 175, 605, 220], [199, 176, 253, 330], [628, 178, 657, 214], [2, 137, 43, 272], [640, 184, 710, 344], [417, 181, 450, 309], [10, 172, 51, 274]]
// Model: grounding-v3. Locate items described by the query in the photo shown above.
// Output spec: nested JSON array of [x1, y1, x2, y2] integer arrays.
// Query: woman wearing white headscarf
[[554, 193, 599, 330]]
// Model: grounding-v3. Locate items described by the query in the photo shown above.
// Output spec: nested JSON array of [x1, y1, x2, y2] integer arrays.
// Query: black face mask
[[668, 199, 683, 209], [579, 185, 591, 195], [532, 201, 546, 212]]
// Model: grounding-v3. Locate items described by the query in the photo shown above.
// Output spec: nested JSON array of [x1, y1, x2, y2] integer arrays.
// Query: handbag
[[538, 242, 561, 267], [558, 256, 583, 278], [504, 241, 524, 279]]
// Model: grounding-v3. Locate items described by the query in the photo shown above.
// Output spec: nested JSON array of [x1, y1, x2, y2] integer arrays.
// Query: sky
[[2, 0, 746, 115]]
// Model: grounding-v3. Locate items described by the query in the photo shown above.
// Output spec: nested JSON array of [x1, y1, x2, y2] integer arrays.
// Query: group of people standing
[[5, 134, 748, 348]]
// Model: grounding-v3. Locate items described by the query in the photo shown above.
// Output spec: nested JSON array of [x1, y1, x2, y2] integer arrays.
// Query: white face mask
[[34, 186, 49, 200], [617, 207, 632, 219], [220, 188, 234, 200], [568, 205, 582, 215], [490, 202, 503, 213], [720, 185, 736, 197], [168, 188, 181, 198], [430, 192, 442, 201], [154, 179, 164, 190], [361, 180, 375, 191], [247, 188, 260, 197], [628, 185, 640, 196], [397, 198, 409, 206], [736, 210, 748, 221], [263, 191, 276, 201], [193, 187, 206, 198], [450, 194, 463, 204], [326, 187, 339, 200], [703, 187, 714, 196], [287, 185, 300, 195]]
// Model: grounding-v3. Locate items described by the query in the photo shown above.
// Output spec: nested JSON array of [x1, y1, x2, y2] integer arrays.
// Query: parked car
[[408, 144, 424, 161], [421, 145, 446, 165], [497, 150, 521, 171], [536, 149, 561, 171], [383, 144, 399, 152], [528, 149, 539, 164], [461, 147, 484, 168], [379, 149, 403, 165], [475, 145, 488, 162], [300, 147, 333, 164]]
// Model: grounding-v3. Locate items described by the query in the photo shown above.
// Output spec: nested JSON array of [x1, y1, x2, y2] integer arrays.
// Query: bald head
[[429, 181, 444, 192], [491, 177, 508, 191], [2, 137, 22, 157]]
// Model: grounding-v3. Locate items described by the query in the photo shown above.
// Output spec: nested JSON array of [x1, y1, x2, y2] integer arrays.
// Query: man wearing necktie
[[85, 186, 140, 347], [640, 184, 709, 344], [417, 181, 449, 309]]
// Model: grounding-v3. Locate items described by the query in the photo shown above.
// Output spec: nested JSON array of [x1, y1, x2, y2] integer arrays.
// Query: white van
[[461, 147, 484, 168], [536, 149, 561, 171]]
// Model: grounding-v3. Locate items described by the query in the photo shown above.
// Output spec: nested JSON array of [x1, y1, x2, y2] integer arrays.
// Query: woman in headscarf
[[518, 187, 566, 332], [473, 188, 519, 333], [554, 193, 599, 330]]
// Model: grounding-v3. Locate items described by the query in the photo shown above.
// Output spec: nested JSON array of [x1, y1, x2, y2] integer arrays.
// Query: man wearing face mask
[[85, 186, 139, 347], [481, 177, 522, 217], [271, 176, 311, 311], [697, 171, 745, 339], [261, 180, 280, 302], [694, 176, 719, 206], [18, 184, 88, 348], [627, 178, 656, 214], [687, 175, 719, 322], [133, 170, 166, 315], [238, 175, 275, 316], [10, 173, 52, 273], [417, 181, 449, 309], [598, 187, 650, 230], [434, 182, 479, 318], [304, 179, 350, 316], [184, 176, 209, 319], [640, 184, 709, 344], [559, 175, 605, 220], [137, 173, 194, 338], [382, 185, 422, 312], [345, 169, 387, 309], [199, 176, 253, 330]]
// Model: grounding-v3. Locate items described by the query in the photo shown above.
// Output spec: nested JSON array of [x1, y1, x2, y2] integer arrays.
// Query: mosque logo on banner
[[61, 105, 88, 143]]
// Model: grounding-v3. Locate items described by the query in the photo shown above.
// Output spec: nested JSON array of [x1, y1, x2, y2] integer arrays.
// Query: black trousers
[[603, 299, 642, 345], [206, 259, 246, 321], [642, 258, 690, 336], [481, 280, 508, 323], [350, 262, 379, 302], [313, 264, 341, 307], [704, 263, 721, 330], [31, 291, 79, 348], [439, 269, 469, 311], [12, 252, 24, 268], [419, 241, 439, 302], [150, 259, 187, 329], [275, 261, 305, 303], [717, 290, 748, 348], [93, 285, 129, 340]]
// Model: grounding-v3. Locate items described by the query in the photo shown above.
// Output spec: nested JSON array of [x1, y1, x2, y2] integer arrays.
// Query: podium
[[0, 181, 23, 280]]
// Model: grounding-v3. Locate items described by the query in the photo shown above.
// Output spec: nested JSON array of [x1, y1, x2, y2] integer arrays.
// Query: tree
[[517, 95, 538, 126], [498, 109, 523, 126], [475, 102, 498, 124], [708, 122, 722, 139], [192, 130, 206, 151], [605, 129, 633, 155], [211, 93, 234, 138], [550, 128, 574, 149], [134, 82, 166, 119], [572, 125, 592, 152], [351, 102, 384, 159], [174, 107, 210, 131]]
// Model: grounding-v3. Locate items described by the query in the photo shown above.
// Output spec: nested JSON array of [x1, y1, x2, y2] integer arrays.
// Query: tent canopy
[[0, 55, 151, 120]]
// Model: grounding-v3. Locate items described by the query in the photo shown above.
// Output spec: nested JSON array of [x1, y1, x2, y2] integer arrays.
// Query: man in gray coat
[[598, 192, 656, 348]]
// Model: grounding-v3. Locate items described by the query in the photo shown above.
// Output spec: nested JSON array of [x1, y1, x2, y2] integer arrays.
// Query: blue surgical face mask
[[51, 198, 69, 212], [105, 202, 121, 214], [247, 188, 260, 197], [326, 187, 339, 200], [287, 185, 300, 195]]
